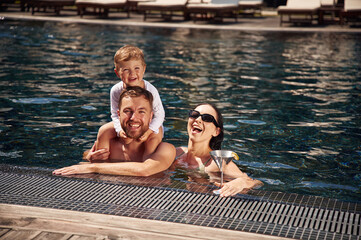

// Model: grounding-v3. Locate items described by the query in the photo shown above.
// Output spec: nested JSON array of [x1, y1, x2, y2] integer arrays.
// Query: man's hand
[[52, 164, 94, 176], [85, 142, 110, 162]]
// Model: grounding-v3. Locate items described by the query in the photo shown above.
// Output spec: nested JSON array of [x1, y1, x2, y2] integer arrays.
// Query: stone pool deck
[[1, 204, 289, 240]]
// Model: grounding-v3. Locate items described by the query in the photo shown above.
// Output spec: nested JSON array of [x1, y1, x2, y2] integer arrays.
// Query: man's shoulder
[[155, 142, 176, 156], [158, 142, 175, 150]]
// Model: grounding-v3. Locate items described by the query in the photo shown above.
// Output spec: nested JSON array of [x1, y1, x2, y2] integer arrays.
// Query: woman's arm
[[217, 162, 263, 197]]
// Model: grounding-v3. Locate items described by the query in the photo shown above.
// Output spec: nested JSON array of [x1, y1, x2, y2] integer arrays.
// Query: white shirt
[[110, 80, 165, 135]]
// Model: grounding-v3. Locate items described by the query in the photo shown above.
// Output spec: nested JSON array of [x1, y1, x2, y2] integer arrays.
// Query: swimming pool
[[0, 20, 360, 202]]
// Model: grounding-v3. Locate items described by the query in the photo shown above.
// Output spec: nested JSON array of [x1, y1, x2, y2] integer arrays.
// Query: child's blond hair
[[114, 45, 146, 71]]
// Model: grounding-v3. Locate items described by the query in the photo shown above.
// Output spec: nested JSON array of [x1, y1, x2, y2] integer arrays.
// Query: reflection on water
[[0, 20, 360, 202]]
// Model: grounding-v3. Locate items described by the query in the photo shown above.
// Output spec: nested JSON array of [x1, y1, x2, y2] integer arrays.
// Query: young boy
[[90, 45, 164, 162]]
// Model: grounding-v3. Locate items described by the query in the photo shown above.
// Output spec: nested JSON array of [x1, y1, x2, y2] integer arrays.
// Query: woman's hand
[[214, 178, 262, 197]]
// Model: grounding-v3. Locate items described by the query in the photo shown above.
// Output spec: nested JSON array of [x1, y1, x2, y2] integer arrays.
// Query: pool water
[[0, 20, 360, 202]]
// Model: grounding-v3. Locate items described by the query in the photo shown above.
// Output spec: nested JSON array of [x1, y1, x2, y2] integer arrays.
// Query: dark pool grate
[[0, 169, 360, 240]]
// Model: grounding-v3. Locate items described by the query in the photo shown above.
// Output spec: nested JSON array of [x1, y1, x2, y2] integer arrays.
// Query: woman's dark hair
[[195, 103, 224, 150]]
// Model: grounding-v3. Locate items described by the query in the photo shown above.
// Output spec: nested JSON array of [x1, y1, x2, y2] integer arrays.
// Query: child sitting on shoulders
[[88, 45, 164, 162]]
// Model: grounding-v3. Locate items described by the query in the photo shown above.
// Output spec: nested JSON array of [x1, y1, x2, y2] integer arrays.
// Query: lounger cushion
[[187, 0, 239, 10], [76, 0, 126, 5], [344, 0, 361, 11], [278, 0, 320, 9], [138, 0, 187, 7], [238, 0, 262, 6], [187, 4, 238, 9]]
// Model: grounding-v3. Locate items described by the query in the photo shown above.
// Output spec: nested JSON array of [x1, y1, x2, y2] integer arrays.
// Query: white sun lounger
[[28, 0, 75, 15], [340, 0, 361, 24], [137, 0, 188, 21], [186, 0, 240, 22], [75, 0, 129, 18], [277, 0, 321, 26], [238, 0, 263, 16]]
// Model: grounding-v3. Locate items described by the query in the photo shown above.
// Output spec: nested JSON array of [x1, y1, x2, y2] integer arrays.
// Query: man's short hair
[[118, 86, 153, 109]]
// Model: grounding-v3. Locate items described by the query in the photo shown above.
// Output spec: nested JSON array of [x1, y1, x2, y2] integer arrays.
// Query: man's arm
[[53, 142, 176, 177]]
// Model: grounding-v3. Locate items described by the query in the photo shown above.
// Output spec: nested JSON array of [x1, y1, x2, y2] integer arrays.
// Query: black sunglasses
[[188, 110, 219, 128]]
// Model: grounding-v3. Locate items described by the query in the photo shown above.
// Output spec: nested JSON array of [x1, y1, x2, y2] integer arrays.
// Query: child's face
[[115, 59, 146, 88]]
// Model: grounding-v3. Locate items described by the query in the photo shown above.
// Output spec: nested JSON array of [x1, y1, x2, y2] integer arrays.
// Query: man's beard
[[122, 121, 147, 139]]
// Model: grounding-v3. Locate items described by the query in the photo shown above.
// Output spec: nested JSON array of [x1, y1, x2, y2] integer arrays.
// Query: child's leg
[[143, 127, 163, 160], [96, 122, 117, 151]]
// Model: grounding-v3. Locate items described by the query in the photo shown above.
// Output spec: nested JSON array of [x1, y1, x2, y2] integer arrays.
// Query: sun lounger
[[340, 0, 361, 25], [0, 0, 15, 11], [318, 0, 343, 24], [137, 0, 188, 21], [186, 0, 240, 22], [277, 0, 321, 26], [28, 0, 75, 15], [75, 0, 129, 18], [238, 0, 263, 16], [320, 0, 335, 8], [127, 0, 153, 12]]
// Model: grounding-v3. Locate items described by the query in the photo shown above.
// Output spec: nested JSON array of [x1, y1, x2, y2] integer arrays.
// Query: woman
[[175, 103, 262, 197]]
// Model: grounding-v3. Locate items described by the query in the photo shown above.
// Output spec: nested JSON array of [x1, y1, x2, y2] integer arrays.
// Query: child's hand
[[138, 129, 153, 143], [119, 130, 133, 144], [119, 130, 127, 139]]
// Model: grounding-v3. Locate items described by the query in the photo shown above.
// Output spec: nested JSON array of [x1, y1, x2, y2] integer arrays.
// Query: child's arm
[[110, 83, 123, 136], [146, 83, 165, 135]]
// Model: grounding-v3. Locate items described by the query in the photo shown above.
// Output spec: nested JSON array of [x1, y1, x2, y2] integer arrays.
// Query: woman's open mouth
[[191, 125, 202, 134]]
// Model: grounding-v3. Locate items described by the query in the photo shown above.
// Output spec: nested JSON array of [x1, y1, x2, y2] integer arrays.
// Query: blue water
[[0, 20, 360, 202]]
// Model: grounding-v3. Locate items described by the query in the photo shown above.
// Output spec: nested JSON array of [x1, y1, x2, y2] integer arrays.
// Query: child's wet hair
[[114, 45, 146, 68]]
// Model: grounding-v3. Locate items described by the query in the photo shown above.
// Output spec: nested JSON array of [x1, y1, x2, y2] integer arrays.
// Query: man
[[52, 86, 175, 177]]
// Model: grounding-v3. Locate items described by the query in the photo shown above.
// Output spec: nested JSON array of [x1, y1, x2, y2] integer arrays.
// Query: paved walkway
[[1, 6, 361, 33], [0, 204, 292, 240]]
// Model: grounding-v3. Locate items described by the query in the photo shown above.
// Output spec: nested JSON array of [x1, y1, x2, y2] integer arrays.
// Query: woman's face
[[187, 104, 220, 145]]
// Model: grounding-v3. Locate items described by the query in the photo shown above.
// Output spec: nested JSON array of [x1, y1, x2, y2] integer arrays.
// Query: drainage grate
[[0, 166, 360, 240]]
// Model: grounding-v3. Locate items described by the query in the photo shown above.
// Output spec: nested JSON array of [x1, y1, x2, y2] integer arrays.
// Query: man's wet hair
[[118, 86, 153, 109]]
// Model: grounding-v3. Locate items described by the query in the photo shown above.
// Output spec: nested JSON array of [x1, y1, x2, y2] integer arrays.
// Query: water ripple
[[11, 98, 76, 104]]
